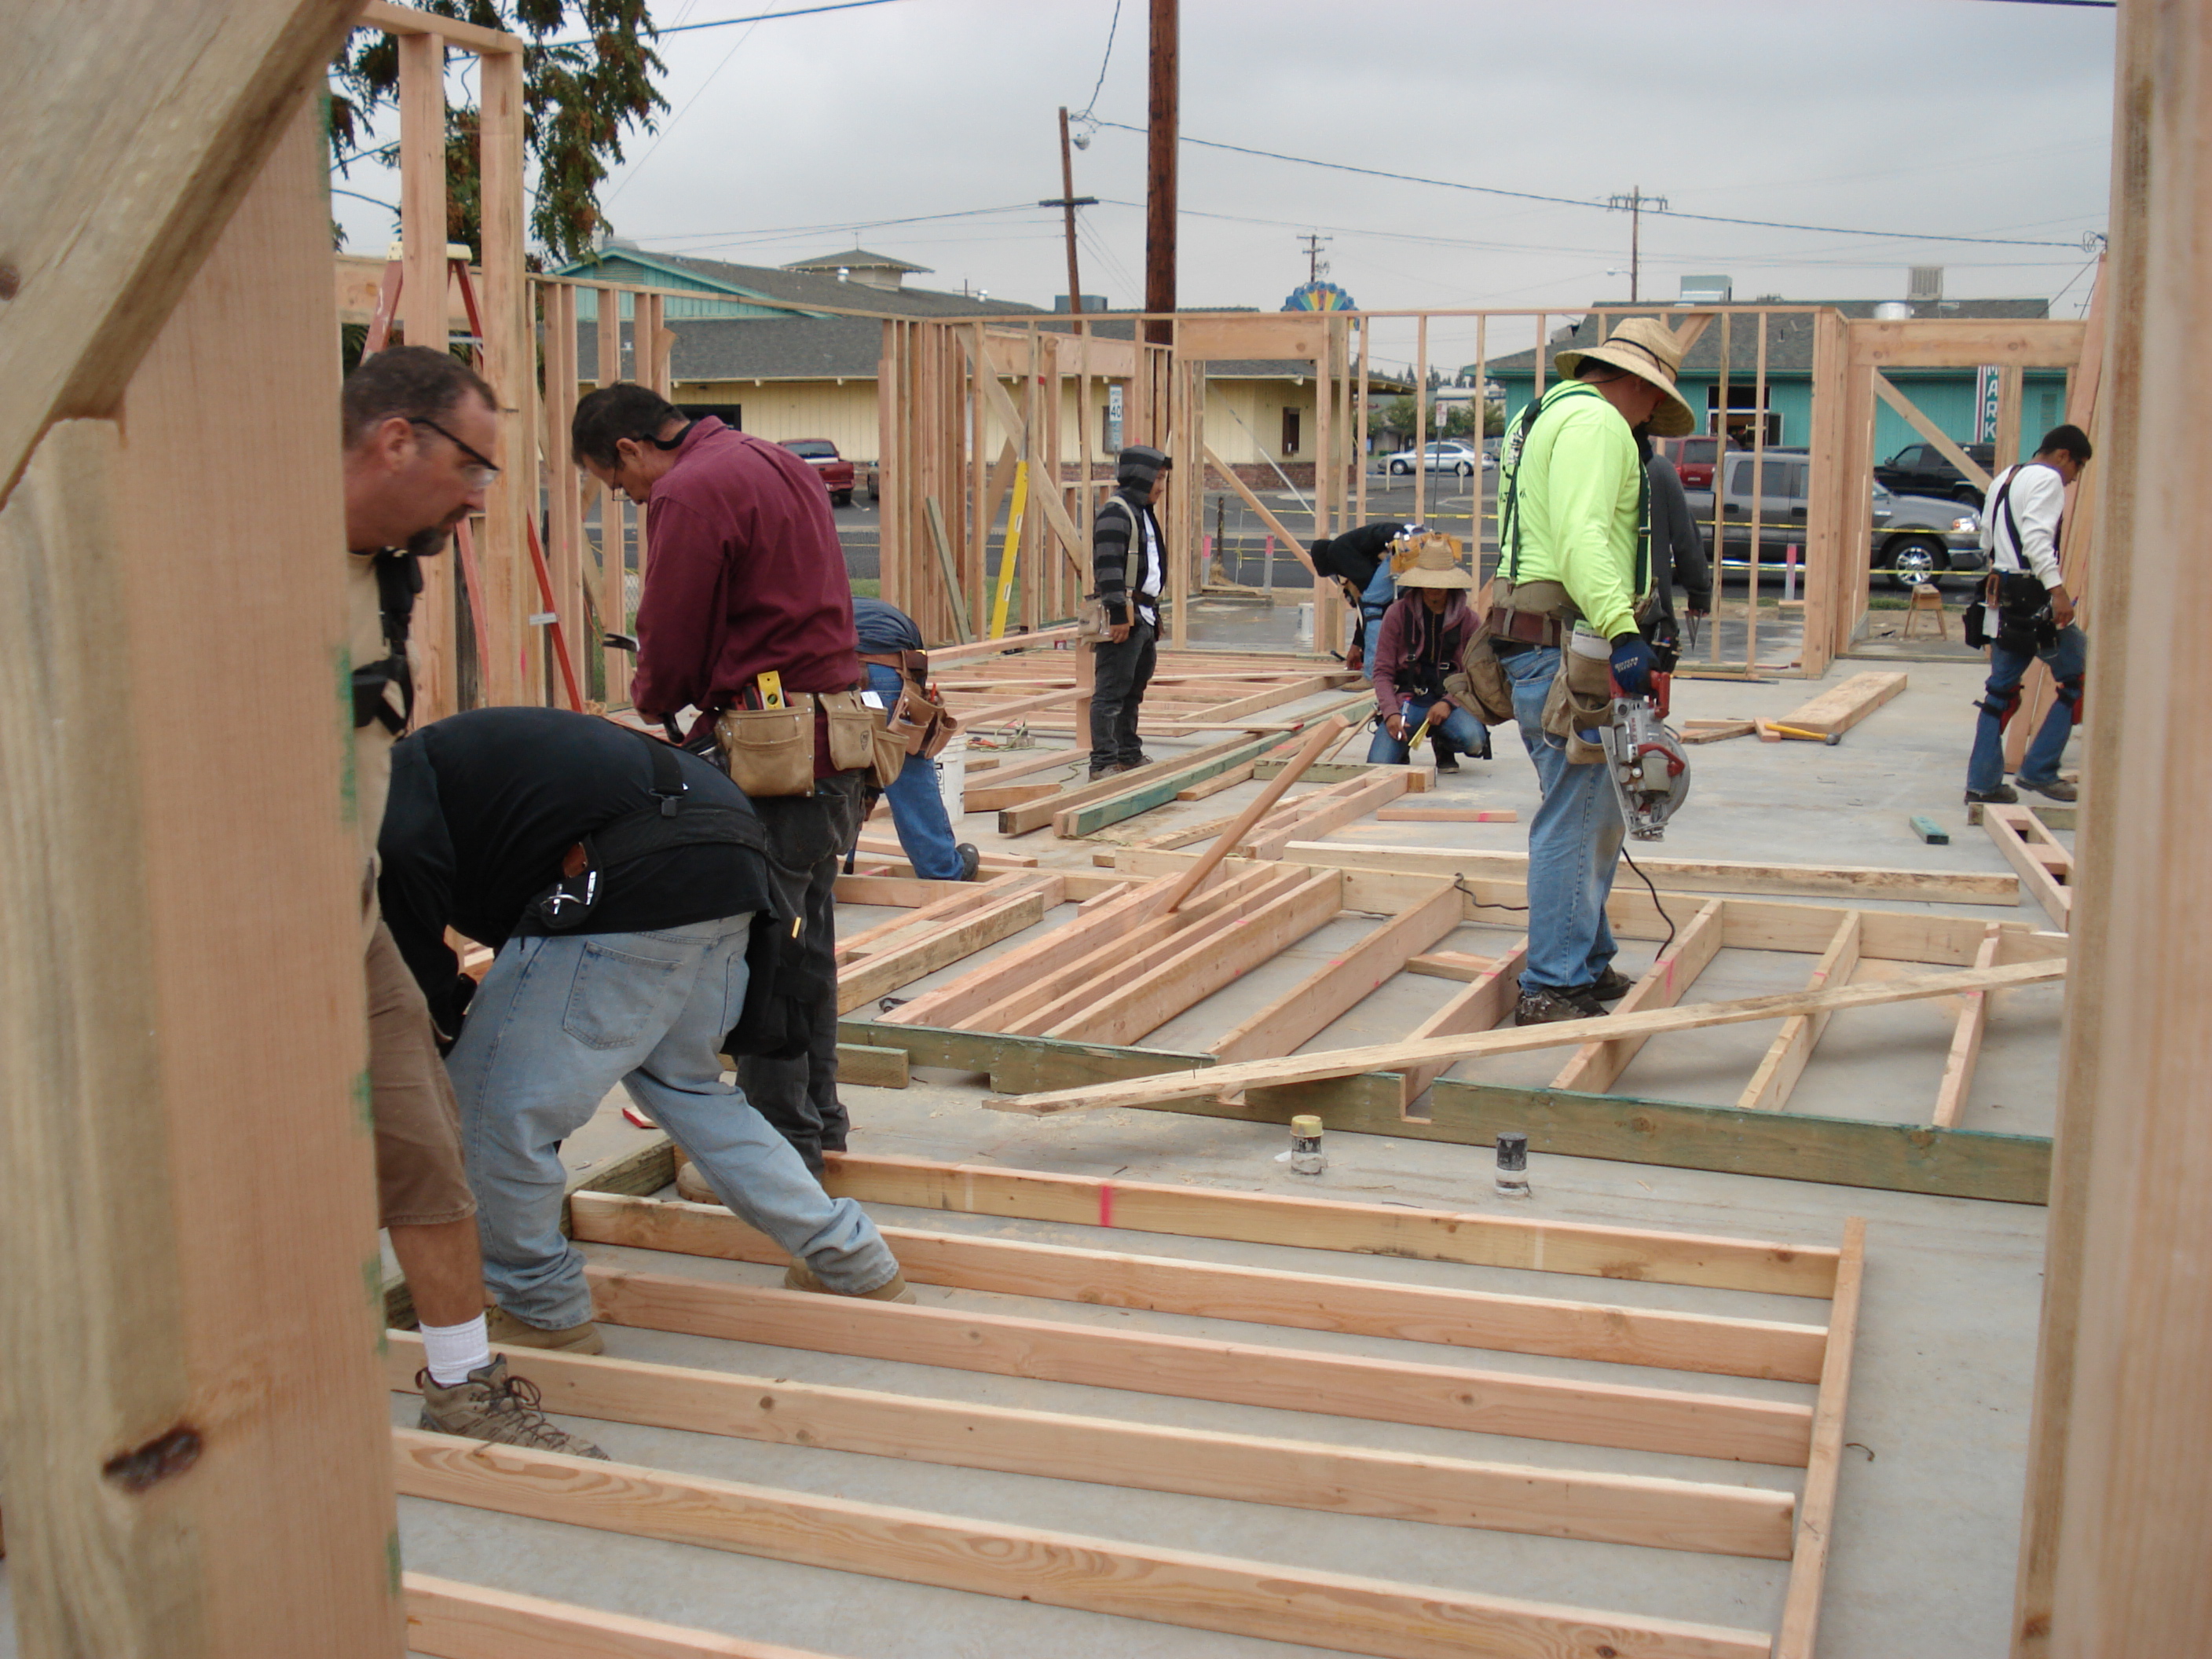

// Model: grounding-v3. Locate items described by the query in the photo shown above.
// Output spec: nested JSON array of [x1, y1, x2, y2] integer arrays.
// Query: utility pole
[[1298, 231, 1330, 284], [1143, 0, 1177, 345], [1040, 107, 1097, 315], [1606, 185, 1668, 302]]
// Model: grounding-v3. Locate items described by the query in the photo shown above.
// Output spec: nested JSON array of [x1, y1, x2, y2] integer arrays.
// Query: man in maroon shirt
[[573, 383, 866, 1170]]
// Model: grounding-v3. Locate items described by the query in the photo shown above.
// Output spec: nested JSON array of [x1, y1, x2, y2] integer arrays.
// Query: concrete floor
[[0, 651, 2069, 1659]]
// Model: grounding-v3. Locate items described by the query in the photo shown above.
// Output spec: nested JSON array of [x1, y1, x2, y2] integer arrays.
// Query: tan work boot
[[417, 1355, 610, 1459], [673, 1159, 722, 1207], [783, 1262, 917, 1303], [485, 1304, 606, 1356]]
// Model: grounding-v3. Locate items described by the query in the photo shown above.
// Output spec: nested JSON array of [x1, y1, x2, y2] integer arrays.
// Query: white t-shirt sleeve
[[2012, 464, 2067, 588]]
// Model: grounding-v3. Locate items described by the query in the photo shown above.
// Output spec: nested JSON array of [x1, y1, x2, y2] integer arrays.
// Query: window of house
[[1281, 407, 1301, 456]]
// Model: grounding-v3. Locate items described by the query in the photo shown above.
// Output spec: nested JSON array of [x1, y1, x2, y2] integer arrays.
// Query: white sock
[[421, 1314, 491, 1386]]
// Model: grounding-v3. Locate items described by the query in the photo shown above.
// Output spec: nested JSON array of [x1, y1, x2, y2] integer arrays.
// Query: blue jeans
[[1366, 695, 1489, 764], [1503, 646, 1624, 994], [449, 915, 902, 1329], [866, 663, 963, 880], [1967, 624, 2086, 793]]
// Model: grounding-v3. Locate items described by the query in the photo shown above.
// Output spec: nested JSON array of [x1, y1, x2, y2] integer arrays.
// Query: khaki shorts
[[365, 919, 477, 1229]]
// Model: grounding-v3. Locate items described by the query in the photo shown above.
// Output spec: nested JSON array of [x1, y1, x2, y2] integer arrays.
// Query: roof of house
[[1475, 298, 2055, 379], [558, 246, 1038, 320], [782, 247, 932, 275]]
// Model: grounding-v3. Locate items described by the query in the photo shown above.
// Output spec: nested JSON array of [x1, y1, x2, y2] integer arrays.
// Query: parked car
[[1654, 434, 1721, 490], [1382, 440, 1484, 477], [1682, 449, 1986, 590], [780, 438, 855, 505], [1873, 441, 1995, 507]]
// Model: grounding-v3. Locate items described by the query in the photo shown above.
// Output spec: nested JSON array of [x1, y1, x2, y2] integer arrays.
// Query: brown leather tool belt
[[1484, 607, 1568, 648]]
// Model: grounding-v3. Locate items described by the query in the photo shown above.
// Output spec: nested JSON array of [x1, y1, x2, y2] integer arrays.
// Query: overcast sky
[[331, 0, 2115, 376]]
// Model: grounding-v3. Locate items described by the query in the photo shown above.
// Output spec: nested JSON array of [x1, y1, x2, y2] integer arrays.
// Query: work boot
[[2017, 777, 2078, 802], [674, 1159, 723, 1207], [955, 843, 983, 881], [485, 1305, 606, 1357], [1514, 986, 1604, 1026], [1430, 736, 1459, 773], [1086, 763, 1125, 782], [417, 1355, 610, 1459], [783, 1262, 917, 1303], [1586, 965, 1635, 1003], [1964, 784, 2019, 805]]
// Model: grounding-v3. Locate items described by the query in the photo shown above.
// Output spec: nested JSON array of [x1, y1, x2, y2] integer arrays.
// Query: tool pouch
[[820, 688, 879, 775], [1544, 628, 1616, 763], [1077, 594, 1110, 642], [1444, 617, 1517, 728], [716, 698, 815, 799], [1494, 577, 1577, 619]]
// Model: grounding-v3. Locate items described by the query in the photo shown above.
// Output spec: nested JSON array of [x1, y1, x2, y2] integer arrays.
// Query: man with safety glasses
[[339, 346, 605, 1458]]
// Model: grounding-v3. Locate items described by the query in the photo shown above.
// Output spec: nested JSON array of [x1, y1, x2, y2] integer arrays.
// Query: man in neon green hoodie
[[1490, 317, 1697, 1024]]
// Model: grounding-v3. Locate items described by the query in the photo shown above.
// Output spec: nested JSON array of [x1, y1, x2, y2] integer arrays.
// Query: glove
[[1609, 634, 1658, 698]]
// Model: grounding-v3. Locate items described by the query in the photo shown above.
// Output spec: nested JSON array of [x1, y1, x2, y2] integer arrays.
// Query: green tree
[[330, 0, 665, 265]]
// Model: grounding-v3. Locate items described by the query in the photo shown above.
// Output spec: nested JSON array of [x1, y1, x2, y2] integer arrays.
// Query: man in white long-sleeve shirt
[[1965, 423, 2093, 804]]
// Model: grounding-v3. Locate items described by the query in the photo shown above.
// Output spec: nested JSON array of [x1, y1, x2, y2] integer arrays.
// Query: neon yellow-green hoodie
[[1497, 381, 1645, 640]]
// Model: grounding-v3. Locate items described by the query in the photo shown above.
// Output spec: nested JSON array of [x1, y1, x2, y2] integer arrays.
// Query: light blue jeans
[[1503, 646, 1625, 994], [866, 662, 963, 880], [1966, 623, 2086, 794], [449, 915, 902, 1329], [1366, 695, 1489, 764]]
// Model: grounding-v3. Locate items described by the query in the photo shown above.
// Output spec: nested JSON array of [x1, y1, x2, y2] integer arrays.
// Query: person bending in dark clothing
[[1311, 518, 1416, 675]]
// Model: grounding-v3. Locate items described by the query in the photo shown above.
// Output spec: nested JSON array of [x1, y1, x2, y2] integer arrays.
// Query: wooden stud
[[397, 29, 456, 720], [1551, 899, 1727, 1095], [581, 1266, 1816, 1464], [394, 1430, 1773, 1659], [1376, 805, 1519, 822], [572, 1194, 1828, 1385], [835, 878, 1058, 1014], [1241, 769, 1410, 859], [1932, 922, 2005, 1130], [1397, 939, 1529, 1110], [1982, 803, 2073, 930], [0, 108, 402, 1658], [404, 1573, 828, 1659], [821, 1152, 1840, 1296], [1870, 372, 1995, 491], [1738, 912, 1862, 1115], [1774, 671, 1907, 738], [1159, 713, 1347, 906], [1775, 1217, 1866, 1659]]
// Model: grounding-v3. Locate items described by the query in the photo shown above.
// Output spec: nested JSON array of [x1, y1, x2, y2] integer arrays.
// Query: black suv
[[1874, 441, 1996, 507]]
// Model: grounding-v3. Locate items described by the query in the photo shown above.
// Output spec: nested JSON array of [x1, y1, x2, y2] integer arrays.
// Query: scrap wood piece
[[986, 958, 2068, 1119], [1405, 950, 1501, 980], [1774, 1218, 1867, 1659], [1738, 914, 1864, 1115], [1981, 803, 2074, 930], [1254, 759, 1432, 791], [1241, 769, 1411, 860], [580, 1265, 1816, 1464], [1909, 815, 1950, 845], [834, 870, 1027, 964], [1550, 900, 1727, 1096], [403, 1571, 827, 1659], [573, 1194, 1827, 1384], [1176, 760, 1254, 800], [393, 1430, 1774, 1659], [962, 780, 1060, 814], [1208, 879, 1462, 1065], [855, 832, 1036, 869], [1774, 671, 1907, 738], [393, 1334, 1796, 1560], [1159, 714, 1349, 910], [1932, 922, 2005, 1130], [1397, 941, 1530, 1108], [1375, 805, 1519, 822], [1282, 840, 2021, 906], [820, 1152, 1841, 1296], [1682, 721, 1757, 745]]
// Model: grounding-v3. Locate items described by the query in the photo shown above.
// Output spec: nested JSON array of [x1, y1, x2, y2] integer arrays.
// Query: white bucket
[[936, 733, 969, 822]]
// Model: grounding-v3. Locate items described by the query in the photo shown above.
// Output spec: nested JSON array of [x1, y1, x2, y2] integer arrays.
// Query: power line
[[1077, 0, 1123, 119], [543, 0, 901, 46], [1090, 121, 2094, 249], [635, 201, 1049, 245]]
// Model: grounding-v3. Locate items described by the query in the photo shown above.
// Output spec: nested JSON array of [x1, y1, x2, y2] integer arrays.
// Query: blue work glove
[[1609, 634, 1658, 698]]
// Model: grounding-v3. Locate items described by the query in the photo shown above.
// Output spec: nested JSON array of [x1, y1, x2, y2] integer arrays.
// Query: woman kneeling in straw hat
[[1365, 535, 1490, 769]]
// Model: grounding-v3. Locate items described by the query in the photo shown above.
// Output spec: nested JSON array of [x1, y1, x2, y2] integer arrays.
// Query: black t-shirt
[[379, 707, 779, 1031]]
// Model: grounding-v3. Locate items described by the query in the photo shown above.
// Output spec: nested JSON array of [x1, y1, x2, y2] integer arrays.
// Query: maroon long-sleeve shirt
[[632, 419, 860, 737], [1369, 591, 1474, 722]]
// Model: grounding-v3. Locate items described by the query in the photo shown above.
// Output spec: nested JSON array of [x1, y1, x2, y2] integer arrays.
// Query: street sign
[[1976, 364, 2001, 444]]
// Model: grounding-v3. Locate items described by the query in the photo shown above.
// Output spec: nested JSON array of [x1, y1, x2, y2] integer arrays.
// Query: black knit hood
[[1115, 445, 1172, 503]]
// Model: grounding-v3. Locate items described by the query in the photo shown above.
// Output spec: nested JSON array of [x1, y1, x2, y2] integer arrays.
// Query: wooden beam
[[1000, 732, 1261, 835], [1210, 881, 1462, 1064], [1983, 804, 2074, 931], [1551, 901, 1727, 1095], [1242, 769, 1411, 859], [393, 1432, 1773, 1659], [1200, 441, 1320, 577], [1774, 671, 1908, 738], [1849, 319, 2085, 370], [835, 877, 1058, 1013], [1050, 731, 1293, 837], [834, 875, 1009, 961], [1739, 913, 1863, 1114], [1870, 372, 1994, 491], [879, 878, 1174, 1029], [570, 1194, 1827, 1382], [1159, 714, 1348, 904], [1376, 805, 1518, 822], [364, 0, 525, 51], [1776, 1217, 1867, 1659], [0, 109, 401, 1657], [582, 1267, 1815, 1464], [1279, 840, 2016, 906], [1404, 950, 1500, 980], [819, 1152, 1840, 1296], [403, 1573, 827, 1659], [989, 959, 2067, 1118], [475, 43, 532, 705], [1932, 923, 2005, 1130], [1397, 940, 1528, 1109]]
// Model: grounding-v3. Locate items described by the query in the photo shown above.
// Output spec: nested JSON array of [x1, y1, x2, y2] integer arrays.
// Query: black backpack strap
[[1498, 384, 1604, 583], [351, 548, 422, 734]]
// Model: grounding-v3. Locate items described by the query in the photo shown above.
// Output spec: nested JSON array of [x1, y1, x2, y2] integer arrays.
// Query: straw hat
[[1553, 317, 1697, 438], [1393, 533, 1473, 589]]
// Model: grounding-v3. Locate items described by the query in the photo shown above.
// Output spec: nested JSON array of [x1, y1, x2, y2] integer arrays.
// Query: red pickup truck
[[1655, 434, 1719, 489], [780, 438, 855, 506]]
